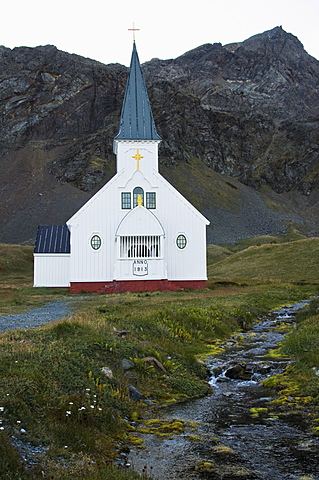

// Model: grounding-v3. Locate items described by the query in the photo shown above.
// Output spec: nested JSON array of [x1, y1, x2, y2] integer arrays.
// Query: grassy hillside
[[0, 243, 33, 284], [208, 238, 319, 284], [206, 244, 233, 265]]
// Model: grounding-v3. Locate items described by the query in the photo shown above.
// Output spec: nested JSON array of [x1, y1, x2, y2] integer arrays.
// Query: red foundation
[[69, 279, 206, 294]]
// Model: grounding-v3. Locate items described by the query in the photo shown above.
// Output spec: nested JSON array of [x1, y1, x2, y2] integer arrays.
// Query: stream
[[128, 301, 319, 480]]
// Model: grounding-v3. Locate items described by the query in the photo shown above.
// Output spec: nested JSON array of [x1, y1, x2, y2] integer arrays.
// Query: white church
[[34, 42, 209, 294]]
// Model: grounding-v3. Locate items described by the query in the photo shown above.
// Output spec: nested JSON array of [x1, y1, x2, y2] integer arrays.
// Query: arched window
[[133, 187, 144, 207]]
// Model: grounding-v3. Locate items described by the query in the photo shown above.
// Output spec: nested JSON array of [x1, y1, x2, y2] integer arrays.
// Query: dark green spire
[[115, 42, 161, 141]]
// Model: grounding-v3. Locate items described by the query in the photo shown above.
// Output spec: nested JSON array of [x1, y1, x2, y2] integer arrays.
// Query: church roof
[[34, 225, 70, 254], [115, 42, 161, 141]]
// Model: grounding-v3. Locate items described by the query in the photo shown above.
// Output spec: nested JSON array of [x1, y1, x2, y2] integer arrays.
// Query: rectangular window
[[120, 236, 161, 258], [121, 192, 131, 209], [146, 192, 156, 209]]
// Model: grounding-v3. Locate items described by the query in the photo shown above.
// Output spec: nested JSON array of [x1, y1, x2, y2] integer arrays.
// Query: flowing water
[[128, 301, 319, 479]]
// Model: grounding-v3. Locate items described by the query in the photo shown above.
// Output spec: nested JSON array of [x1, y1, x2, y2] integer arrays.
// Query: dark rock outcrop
[[0, 27, 319, 244]]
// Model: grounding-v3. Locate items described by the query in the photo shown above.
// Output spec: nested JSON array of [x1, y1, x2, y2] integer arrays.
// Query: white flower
[[0, 426, 4, 430], [17, 421, 21, 424], [0, 407, 4, 412], [90, 405, 95, 409], [69, 402, 74, 405], [66, 411, 71, 415]]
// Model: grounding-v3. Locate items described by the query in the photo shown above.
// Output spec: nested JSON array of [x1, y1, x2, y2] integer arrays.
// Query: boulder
[[128, 385, 155, 405], [101, 366, 113, 378], [122, 358, 135, 370], [225, 364, 245, 379], [128, 385, 145, 402]]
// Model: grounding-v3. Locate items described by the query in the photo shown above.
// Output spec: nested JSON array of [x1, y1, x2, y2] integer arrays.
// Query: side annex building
[[34, 42, 210, 294]]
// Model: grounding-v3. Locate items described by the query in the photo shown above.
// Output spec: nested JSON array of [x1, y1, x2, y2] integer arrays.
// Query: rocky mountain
[[0, 26, 319, 245]]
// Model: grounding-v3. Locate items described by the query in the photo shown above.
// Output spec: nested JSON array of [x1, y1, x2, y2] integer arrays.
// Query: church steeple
[[115, 42, 161, 141]]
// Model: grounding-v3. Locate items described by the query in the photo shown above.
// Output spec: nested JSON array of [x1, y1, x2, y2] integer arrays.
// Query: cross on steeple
[[128, 23, 140, 42], [132, 149, 144, 170]]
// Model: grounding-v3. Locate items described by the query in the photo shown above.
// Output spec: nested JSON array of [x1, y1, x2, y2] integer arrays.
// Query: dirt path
[[0, 298, 75, 332]]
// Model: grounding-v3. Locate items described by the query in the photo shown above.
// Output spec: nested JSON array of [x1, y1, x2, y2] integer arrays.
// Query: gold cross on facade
[[128, 23, 140, 42], [132, 149, 144, 170]]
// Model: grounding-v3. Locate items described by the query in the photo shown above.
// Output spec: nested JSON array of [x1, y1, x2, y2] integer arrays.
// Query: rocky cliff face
[[0, 27, 319, 244], [144, 27, 319, 195]]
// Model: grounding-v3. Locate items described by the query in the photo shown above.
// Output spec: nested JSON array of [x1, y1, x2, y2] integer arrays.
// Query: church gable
[[66, 170, 124, 225]]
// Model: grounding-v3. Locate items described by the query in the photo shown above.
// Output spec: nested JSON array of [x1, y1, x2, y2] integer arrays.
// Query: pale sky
[[1, 0, 318, 66]]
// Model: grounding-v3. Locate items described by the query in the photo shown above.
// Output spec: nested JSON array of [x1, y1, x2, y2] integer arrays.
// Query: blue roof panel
[[34, 225, 70, 254]]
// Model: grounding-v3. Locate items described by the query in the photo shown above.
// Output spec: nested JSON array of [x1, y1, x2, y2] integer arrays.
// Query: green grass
[[269, 297, 319, 400], [220, 223, 307, 251], [208, 238, 319, 284], [207, 244, 233, 265], [0, 239, 318, 477], [0, 243, 33, 284], [0, 241, 69, 315], [263, 297, 319, 429]]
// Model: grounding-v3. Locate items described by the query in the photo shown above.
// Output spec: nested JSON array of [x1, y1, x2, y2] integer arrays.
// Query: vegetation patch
[[262, 297, 319, 429], [211, 444, 236, 454], [249, 407, 268, 418], [136, 419, 185, 437]]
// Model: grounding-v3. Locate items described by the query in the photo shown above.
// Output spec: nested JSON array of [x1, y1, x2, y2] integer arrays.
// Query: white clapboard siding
[[34, 254, 70, 287]]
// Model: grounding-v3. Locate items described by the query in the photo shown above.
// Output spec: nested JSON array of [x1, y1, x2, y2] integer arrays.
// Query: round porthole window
[[90, 235, 102, 250], [176, 234, 187, 249]]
